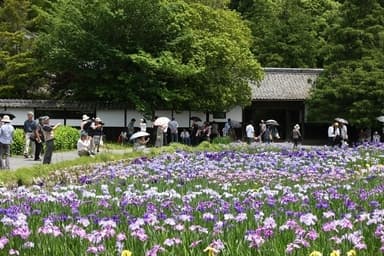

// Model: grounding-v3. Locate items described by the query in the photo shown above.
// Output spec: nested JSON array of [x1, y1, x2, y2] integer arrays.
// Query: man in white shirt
[[327, 123, 336, 146], [245, 122, 255, 144]]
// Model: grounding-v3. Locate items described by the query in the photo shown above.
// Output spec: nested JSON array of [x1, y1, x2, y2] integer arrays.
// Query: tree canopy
[[230, 0, 340, 68], [308, 0, 384, 126], [36, 0, 262, 115]]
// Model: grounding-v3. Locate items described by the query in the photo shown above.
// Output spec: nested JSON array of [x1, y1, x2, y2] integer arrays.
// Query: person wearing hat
[[89, 117, 104, 153], [41, 116, 61, 164], [80, 114, 91, 131], [0, 115, 15, 169], [23, 111, 36, 158], [292, 124, 302, 149]]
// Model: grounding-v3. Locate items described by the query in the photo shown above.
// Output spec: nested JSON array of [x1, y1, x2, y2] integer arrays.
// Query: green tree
[[0, 0, 46, 98], [37, 0, 262, 115], [308, 0, 384, 126], [231, 0, 340, 68]]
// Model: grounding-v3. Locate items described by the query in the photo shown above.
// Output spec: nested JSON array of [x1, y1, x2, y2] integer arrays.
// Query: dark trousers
[[43, 140, 54, 164], [0, 143, 11, 169], [34, 141, 43, 160], [170, 133, 178, 143]]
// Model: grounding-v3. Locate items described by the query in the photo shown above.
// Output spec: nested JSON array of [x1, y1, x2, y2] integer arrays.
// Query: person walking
[[23, 111, 36, 158], [168, 117, 179, 143], [245, 121, 255, 144], [32, 116, 44, 161], [41, 116, 61, 164], [292, 124, 302, 149], [0, 115, 15, 169]]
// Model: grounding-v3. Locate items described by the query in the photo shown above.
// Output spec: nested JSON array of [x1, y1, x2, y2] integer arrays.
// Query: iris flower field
[[1, 144, 384, 256]]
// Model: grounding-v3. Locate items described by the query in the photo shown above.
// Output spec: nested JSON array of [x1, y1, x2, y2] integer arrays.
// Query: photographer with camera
[[90, 117, 104, 153]]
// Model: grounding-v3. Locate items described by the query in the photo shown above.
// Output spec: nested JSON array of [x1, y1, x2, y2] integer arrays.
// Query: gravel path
[[9, 148, 130, 170]]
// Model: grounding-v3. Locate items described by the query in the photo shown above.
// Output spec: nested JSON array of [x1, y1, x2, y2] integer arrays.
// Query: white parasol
[[376, 116, 384, 123], [153, 117, 170, 128], [129, 131, 150, 141], [334, 117, 348, 125]]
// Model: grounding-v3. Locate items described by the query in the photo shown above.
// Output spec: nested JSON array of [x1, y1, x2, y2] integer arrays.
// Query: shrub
[[212, 136, 232, 145], [10, 126, 79, 155], [54, 126, 79, 151], [11, 129, 25, 155]]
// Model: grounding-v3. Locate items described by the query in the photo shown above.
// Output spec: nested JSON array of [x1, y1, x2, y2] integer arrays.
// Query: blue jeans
[[171, 133, 178, 143]]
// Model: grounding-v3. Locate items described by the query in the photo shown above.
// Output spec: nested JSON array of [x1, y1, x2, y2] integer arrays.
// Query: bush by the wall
[[54, 126, 79, 151], [11, 129, 25, 155], [10, 126, 79, 155], [212, 136, 232, 145]]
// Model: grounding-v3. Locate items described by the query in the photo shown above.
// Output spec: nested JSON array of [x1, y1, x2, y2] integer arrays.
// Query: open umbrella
[[154, 117, 170, 127], [0, 111, 16, 120], [266, 119, 279, 126], [190, 116, 202, 122], [334, 117, 348, 125], [377, 116, 384, 123], [129, 131, 150, 141]]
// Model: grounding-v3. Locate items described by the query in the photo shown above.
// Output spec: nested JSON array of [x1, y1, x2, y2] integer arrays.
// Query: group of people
[[23, 112, 61, 165], [245, 120, 284, 144], [0, 112, 61, 170], [77, 115, 104, 157], [327, 121, 348, 147]]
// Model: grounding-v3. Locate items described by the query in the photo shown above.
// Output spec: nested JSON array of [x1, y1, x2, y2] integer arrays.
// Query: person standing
[[191, 120, 199, 146], [42, 116, 61, 164], [372, 131, 381, 143], [140, 118, 147, 132], [33, 116, 44, 161], [259, 120, 266, 142], [90, 117, 103, 153], [340, 123, 348, 146], [210, 121, 219, 141], [23, 112, 36, 158], [292, 124, 302, 149], [327, 123, 336, 146], [180, 129, 191, 145], [155, 125, 164, 147], [168, 117, 179, 143], [0, 115, 15, 169], [245, 121, 255, 144], [127, 118, 136, 139]]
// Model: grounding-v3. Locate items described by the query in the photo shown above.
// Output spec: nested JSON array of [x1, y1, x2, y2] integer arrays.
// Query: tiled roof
[[251, 68, 323, 101], [0, 99, 129, 109]]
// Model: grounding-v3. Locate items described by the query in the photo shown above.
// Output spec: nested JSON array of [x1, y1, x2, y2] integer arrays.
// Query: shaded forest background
[[0, 0, 383, 125]]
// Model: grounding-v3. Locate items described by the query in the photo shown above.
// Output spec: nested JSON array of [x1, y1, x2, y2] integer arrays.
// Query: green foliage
[[308, 0, 384, 126], [212, 136, 232, 144], [37, 0, 263, 115], [0, 0, 47, 98], [54, 125, 79, 150], [231, 0, 340, 68], [10, 128, 25, 155]]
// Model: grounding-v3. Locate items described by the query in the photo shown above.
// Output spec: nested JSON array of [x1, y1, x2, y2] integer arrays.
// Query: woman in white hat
[[0, 115, 15, 169]]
